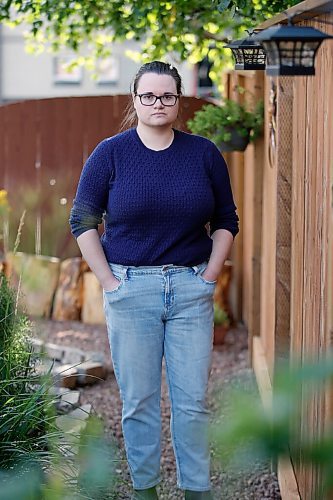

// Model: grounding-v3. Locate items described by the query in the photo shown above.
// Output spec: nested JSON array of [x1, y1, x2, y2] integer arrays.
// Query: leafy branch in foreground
[[1, 0, 302, 82]]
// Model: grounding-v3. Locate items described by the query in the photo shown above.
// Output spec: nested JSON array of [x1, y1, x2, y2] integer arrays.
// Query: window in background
[[96, 56, 120, 85], [53, 56, 83, 84]]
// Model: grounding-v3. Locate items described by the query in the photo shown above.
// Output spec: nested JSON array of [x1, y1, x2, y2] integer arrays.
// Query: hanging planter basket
[[219, 128, 251, 152], [187, 100, 264, 154]]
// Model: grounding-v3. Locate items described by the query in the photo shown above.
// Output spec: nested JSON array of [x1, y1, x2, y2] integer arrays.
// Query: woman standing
[[70, 61, 239, 500]]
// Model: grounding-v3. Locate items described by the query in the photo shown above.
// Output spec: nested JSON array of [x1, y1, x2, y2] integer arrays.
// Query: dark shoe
[[184, 490, 213, 500], [132, 486, 159, 499]]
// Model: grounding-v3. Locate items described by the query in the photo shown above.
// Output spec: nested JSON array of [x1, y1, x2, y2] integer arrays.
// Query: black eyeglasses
[[135, 93, 180, 106]]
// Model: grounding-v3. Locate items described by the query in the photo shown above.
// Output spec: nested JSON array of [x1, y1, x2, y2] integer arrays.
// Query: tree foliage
[[0, 0, 301, 77]]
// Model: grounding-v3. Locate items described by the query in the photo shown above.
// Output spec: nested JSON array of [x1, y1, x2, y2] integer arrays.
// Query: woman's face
[[133, 72, 180, 128]]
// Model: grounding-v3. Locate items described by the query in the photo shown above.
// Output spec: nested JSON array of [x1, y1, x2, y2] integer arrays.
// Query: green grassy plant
[[0, 273, 119, 497]]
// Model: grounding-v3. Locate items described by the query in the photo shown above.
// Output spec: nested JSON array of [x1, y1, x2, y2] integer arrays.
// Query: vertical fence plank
[[242, 71, 264, 358]]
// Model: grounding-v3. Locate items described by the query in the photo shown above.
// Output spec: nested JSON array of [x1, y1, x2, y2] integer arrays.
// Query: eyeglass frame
[[134, 93, 180, 106]]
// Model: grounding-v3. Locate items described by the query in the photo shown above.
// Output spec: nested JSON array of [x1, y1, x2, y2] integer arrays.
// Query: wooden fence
[[225, 1, 333, 498], [0, 94, 207, 258]]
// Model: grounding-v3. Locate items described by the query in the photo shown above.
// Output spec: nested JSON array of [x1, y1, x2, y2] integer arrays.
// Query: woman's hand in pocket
[[201, 269, 218, 283], [102, 276, 121, 293]]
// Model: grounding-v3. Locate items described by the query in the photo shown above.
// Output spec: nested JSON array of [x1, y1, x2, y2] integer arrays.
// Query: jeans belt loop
[[192, 265, 199, 275], [122, 266, 129, 281]]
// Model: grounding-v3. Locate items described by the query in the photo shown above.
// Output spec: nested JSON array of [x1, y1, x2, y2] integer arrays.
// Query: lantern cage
[[253, 23, 333, 76], [225, 36, 266, 70]]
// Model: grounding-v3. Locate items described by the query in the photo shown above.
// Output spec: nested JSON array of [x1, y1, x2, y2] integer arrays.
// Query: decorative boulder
[[6, 252, 60, 317]]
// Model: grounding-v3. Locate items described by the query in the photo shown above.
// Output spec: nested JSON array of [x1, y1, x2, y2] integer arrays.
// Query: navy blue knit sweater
[[69, 127, 239, 266]]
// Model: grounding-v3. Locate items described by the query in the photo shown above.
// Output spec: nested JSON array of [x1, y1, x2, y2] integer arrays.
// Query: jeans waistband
[[108, 261, 208, 277]]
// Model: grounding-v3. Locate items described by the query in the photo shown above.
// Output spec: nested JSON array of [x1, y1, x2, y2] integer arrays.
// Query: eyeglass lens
[[139, 94, 178, 106]]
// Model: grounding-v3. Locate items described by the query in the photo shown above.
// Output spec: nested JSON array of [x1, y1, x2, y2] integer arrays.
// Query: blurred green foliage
[[0, 0, 301, 86], [211, 358, 333, 497]]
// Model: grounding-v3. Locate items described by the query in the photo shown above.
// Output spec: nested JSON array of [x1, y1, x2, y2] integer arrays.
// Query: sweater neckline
[[133, 127, 178, 153]]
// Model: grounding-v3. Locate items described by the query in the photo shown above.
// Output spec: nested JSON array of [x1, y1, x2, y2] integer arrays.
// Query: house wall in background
[[0, 23, 196, 102]]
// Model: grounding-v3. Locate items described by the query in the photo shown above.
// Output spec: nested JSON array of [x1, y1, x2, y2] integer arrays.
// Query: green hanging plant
[[187, 98, 264, 152]]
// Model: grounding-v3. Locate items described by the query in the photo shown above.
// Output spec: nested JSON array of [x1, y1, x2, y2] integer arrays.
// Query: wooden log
[[81, 271, 105, 325], [52, 257, 85, 321]]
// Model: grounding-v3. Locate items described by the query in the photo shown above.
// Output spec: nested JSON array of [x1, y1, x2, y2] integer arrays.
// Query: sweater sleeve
[[69, 139, 113, 238], [208, 143, 239, 238]]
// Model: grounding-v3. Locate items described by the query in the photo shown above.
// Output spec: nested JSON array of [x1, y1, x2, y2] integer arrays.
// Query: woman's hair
[[120, 61, 183, 131]]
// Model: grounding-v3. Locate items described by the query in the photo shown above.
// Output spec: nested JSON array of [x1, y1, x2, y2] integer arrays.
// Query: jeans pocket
[[197, 273, 217, 286], [104, 272, 124, 295], [192, 263, 217, 286]]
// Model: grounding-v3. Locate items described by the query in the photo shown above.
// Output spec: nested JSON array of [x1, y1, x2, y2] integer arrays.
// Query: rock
[[5, 251, 60, 317], [62, 346, 86, 364], [52, 364, 78, 389], [57, 390, 81, 413], [30, 338, 44, 353], [84, 350, 106, 365], [52, 257, 85, 321], [76, 361, 106, 385], [45, 342, 65, 361], [81, 272, 105, 325]]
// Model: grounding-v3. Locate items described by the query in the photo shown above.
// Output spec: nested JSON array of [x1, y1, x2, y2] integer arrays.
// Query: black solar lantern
[[224, 34, 266, 71], [253, 21, 333, 76]]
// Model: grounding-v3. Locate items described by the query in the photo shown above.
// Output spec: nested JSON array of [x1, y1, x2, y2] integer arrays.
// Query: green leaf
[[217, 0, 232, 12]]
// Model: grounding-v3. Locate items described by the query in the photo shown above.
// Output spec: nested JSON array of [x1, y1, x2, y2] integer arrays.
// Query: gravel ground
[[33, 319, 281, 500]]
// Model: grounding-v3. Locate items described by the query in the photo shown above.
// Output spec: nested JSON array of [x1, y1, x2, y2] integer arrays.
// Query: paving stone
[[62, 346, 86, 364], [69, 403, 92, 420], [76, 362, 106, 385], [45, 342, 65, 361], [56, 414, 87, 435], [57, 390, 81, 413], [34, 358, 56, 375], [48, 386, 69, 396], [55, 403, 91, 435], [30, 338, 44, 353], [83, 350, 106, 364]]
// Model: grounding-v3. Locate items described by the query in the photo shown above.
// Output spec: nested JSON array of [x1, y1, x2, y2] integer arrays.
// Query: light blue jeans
[[103, 261, 215, 491]]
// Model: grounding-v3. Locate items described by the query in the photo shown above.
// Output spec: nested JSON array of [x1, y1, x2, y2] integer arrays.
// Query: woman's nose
[[154, 97, 165, 108]]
